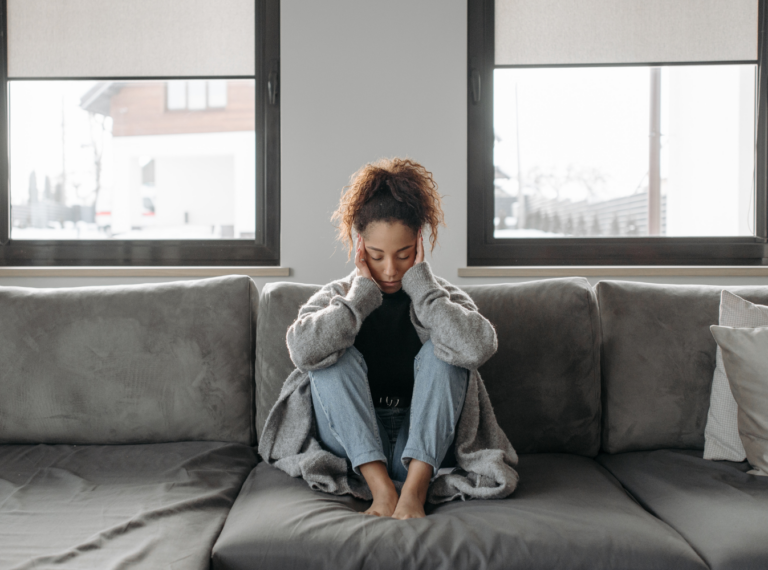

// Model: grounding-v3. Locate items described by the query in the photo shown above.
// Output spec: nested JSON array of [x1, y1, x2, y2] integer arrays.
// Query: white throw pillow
[[710, 325, 768, 476], [704, 291, 768, 461]]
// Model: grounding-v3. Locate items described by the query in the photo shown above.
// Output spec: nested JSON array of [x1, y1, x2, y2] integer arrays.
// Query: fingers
[[415, 229, 424, 263], [355, 234, 369, 277], [355, 235, 361, 270]]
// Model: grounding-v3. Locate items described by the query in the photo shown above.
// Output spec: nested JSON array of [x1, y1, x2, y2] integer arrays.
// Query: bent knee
[[417, 339, 466, 373]]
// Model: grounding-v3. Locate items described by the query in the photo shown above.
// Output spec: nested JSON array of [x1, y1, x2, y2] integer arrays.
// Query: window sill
[[459, 266, 768, 278], [0, 266, 291, 278]]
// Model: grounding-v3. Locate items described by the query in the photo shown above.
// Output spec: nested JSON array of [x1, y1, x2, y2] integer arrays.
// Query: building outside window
[[166, 80, 229, 111]]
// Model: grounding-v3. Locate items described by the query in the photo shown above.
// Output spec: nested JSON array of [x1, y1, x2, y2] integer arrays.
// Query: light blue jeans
[[308, 338, 469, 483]]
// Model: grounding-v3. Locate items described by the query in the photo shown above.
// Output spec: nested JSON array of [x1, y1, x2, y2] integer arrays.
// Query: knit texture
[[257, 260, 520, 503]]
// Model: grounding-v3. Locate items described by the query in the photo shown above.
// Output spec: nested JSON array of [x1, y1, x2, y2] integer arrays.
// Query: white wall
[[1, 0, 767, 290]]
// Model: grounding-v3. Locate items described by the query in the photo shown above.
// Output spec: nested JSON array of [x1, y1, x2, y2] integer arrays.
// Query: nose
[[383, 259, 397, 280]]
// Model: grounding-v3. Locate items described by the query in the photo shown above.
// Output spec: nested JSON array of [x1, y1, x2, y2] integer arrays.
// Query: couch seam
[[585, 278, 602, 458], [255, 286, 269, 448], [248, 278, 256, 447], [595, 282, 610, 455]]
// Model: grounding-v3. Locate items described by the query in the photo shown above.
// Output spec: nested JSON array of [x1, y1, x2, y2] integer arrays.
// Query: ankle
[[401, 459, 433, 502], [370, 476, 397, 496], [359, 461, 397, 495], [401, 481, 428, 503]]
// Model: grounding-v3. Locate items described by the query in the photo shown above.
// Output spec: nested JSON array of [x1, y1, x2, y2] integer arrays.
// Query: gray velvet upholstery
[[212, 455, 706, 570], [255, 277, 601, 455], [597, 281, 768, 454], [255, 280, 322, 442], [0, 275, 258, 445], [0, 441, 257, 569], [597, 449, 768, 570], [463, 277, 601, 455]]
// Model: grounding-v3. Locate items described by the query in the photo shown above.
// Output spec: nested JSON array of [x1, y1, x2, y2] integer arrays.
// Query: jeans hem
[[351, 450, 388, 475], [401, 447, 439, 474]]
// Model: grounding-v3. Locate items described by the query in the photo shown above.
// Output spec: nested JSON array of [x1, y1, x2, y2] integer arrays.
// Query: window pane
[[208, 80, 228, 108], [187, 80, 207, 110], [166, 80, 186, 110], [10, 79, 256, 240], [493, 65, 756, 238]]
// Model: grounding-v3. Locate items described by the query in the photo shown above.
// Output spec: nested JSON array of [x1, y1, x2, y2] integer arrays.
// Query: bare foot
[[359, 460, 399, 517], [391, 459, 432, 520], [392, 489, 426, 519], [363, 485, 399, 517]]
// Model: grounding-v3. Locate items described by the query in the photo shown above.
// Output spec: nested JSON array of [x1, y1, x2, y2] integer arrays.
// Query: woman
[[258, 158, 519, 520]]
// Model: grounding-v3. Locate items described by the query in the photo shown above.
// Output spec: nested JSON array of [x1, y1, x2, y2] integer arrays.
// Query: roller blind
[[495, 0, 759, 66], [7, 0, 255, 78]]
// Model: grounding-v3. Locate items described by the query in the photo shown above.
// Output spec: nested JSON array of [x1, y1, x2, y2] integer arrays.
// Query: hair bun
[[330, 157, 445, 262]]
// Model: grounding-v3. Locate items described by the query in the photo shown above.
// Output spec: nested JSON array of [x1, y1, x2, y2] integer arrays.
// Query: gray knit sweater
[[258, 260, 519, 504]]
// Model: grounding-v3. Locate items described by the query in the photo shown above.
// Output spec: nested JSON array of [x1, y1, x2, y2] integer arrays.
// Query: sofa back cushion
[[463, 277, 601, 456], [0, 275, 257, 445], [255, 281, 321, 442], [597, 280, 768, 454], [256, 276, 602, 456]]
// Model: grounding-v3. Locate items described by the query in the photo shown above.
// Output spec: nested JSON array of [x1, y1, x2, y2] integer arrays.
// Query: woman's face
[[360, 220, 418, 293]]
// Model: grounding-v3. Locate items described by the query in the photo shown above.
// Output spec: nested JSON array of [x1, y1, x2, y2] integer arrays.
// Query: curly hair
[[331, 157, 446, 261]]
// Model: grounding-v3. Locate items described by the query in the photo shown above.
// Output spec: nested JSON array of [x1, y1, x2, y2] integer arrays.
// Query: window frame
[[0, 0, 280, 267], [468, 0, 768, 266]]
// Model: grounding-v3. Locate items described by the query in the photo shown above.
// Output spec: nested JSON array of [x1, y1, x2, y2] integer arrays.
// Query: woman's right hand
[[355, 234, 375, 282]]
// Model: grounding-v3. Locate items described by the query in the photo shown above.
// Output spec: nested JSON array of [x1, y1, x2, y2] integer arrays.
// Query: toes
[[391, 507, 426, 520]]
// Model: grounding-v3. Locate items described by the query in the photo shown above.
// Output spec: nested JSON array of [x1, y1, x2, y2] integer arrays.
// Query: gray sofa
[[1, 275, 767, 569], [0, 276, 259, 569]]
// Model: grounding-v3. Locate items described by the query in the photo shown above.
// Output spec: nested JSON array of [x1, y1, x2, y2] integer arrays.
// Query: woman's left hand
[[414, 229, 424, 265]]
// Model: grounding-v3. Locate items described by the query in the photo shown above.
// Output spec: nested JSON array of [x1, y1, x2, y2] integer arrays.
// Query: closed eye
[[372, 257, 409, 261]]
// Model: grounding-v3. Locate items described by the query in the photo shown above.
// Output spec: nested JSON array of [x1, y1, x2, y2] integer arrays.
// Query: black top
[[353, 287, 423, 407]]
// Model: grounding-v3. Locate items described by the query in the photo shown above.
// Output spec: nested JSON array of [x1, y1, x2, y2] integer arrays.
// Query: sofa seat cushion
[[0, 441, 257, 569], [597, 449, 768, 570], [212, 454, 706, 570]]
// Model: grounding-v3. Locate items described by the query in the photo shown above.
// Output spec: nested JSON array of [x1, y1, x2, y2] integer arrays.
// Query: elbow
[[435, 322, 498, 371], [285, 323, 312, 372], [289, 349, 344, 374], [285, 324, 346, 372], [285, 342, 319, 373], [465, 322, 498, 370], [464, 348, 496, 371]]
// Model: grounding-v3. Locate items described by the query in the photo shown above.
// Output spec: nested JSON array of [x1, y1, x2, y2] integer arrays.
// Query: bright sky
[[494, 64, 758, 206], [494, 66, 662, 203], [9, 80, 108, 206]]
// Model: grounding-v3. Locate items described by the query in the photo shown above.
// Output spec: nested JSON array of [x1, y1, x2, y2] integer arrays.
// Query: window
[[0, 0, 280, 266], [468, 0, 767, 265], [166, 80, 230, 111], [167, 81, 187, 111], [208, 80, 228, 108]]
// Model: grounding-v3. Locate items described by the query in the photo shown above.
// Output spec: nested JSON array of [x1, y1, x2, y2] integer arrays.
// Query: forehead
[[364, 221, 415, 249]]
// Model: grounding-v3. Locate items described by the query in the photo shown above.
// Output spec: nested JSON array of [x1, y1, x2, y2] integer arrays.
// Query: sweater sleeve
[[286, 274, 383, 372], [401, 261, 498, 370]]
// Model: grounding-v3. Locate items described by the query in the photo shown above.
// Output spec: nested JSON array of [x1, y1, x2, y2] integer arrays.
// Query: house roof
[[494, 164, 511, 180], [79, 81, 125, 116]]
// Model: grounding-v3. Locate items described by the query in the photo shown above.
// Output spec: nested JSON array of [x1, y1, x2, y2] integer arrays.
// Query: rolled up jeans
[[308, 338, 469, 483]]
